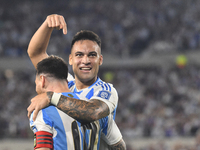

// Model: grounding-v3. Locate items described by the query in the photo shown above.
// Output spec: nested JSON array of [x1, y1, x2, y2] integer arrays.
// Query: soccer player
[[31, 55, 124, 150], [27, 14, 126, 149]]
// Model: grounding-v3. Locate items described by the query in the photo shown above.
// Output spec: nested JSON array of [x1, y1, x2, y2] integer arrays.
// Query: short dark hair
[[71, 30, 101, 49], [36, 55, 68, 80]]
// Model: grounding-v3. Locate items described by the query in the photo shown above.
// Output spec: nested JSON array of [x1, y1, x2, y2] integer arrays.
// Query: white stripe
[[57, 109, 76, 150]]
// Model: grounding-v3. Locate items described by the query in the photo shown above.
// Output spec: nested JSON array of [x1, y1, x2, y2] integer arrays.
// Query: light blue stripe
[[100, 116, 108, 136], [112, 106, 117, 120], [86, 88, 94, 99], [43, 106, 68, 150]]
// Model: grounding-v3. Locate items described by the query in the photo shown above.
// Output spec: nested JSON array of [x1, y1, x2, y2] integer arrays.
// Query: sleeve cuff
[[51, 93, 61, 106]]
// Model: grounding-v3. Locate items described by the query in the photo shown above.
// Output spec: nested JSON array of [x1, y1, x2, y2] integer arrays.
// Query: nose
[[82, 55, 90, 64]]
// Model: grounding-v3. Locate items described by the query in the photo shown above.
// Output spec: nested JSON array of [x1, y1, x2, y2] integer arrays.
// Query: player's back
[[30, 92, 109, 150]]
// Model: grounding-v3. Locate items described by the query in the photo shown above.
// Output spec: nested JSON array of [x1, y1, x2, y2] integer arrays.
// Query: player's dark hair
[[71, 30, 101, 49], [36, 55, 68, 80]]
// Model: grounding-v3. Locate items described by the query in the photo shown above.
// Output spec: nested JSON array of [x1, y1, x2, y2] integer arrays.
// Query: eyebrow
[[89, 51, 97, 54], [75, 51, 97, 54]]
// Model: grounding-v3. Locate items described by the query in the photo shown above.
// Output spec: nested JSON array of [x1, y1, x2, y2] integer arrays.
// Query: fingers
[[27, 103, 34, 119], [60, 16, 67, 34], [32, 108, 39, 121], [27, 108, 31, 119], [27, 92, 50, 121], [27, 104, 39, 121], [46, 14, 67, 34]]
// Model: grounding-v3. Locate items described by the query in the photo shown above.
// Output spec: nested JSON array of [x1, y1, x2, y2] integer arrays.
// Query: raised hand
[[45, 14, 67, 35]]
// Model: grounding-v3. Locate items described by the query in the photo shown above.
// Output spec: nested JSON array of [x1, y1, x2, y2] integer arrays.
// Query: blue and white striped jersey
[[67, 74, 121, 150], [68, 75, 118, 118], [30, 92, 122, 150]]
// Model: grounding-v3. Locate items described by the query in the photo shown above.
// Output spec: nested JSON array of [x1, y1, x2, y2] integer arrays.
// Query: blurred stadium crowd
[[2, 65, 200, 149], [1, 0, 200, 58], [1, 0, 200, 149]]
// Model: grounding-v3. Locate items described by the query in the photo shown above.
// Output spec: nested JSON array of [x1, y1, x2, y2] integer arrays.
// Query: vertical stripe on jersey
[[68, 81, 75, 89], [113, 106, 117, 120], [72, 121, 81, 150], [77, 121, 84, 150], [97, 82, 112, 92], [93, 121, 101, 150], [101, 116, 108, 136], [86, 88, 94, 99], [81, 122, 99, 150], [104, 84, 108, 91], [106, 83, 111, 92], [81, 124, 88, 150], [42, 106, 68, 150]]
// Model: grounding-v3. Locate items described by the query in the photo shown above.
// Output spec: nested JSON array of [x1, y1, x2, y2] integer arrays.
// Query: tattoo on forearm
[[57, 95, 109, 122]]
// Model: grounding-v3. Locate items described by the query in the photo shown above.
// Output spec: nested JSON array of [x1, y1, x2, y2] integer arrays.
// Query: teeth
[[81, 68, 91, 70]]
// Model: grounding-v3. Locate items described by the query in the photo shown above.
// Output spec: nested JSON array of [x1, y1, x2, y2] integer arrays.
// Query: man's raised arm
[[27, 14, 67, 68]]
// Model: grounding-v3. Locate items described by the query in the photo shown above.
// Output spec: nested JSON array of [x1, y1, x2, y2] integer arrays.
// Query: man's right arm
[[27, 92, 110, 123], [27, 14, 67, 68]]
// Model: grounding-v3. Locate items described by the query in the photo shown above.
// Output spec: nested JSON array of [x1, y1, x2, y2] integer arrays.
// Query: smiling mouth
[[80, 67, 92, 71]]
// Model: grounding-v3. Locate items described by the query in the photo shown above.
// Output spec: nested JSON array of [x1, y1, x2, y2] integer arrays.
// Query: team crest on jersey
[[68, 93, 74, 98], [97, 91, 111, 100]]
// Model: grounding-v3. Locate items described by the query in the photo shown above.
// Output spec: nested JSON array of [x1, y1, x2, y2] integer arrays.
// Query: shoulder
[[93, 79, 118, 98], [94, 79, 117, 93], [67, 73, 74, 82], [30, 106, 57, 124], [67, 73, 75, 88]]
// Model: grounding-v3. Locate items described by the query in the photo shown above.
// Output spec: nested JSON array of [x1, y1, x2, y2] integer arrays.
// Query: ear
[[99, 55, 103, 66], [69, 54, 72, 65], [40, 75, 46, 88]]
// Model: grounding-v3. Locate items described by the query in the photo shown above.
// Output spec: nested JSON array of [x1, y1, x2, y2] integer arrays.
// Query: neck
[[46, 81, 71, 93], [75, 77, 97, 90]]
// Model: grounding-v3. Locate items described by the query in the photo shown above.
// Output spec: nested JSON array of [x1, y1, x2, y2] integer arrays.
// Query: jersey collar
[[74, 77, 101, 93]]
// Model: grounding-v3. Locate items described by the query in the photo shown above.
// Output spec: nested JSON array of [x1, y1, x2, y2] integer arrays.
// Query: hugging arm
[[57, 94, 109, 123], [27, 92, 109, 123]]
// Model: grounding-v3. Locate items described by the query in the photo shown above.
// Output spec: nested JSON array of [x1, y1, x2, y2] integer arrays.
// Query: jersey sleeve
[[91, 84, 118, 114], [67, 73, 75, 82], [101, 115, 122, 145], [30, 109, 53, 134], [30, 109, 54, 149]]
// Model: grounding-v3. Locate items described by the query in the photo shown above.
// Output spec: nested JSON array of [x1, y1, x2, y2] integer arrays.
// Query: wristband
[[51, 93, 61, 106]]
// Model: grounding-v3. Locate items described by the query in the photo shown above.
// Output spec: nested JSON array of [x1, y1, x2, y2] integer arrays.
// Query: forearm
[[27, 21, 52, 68], [110, 139, 126, 150], [48, 92, 109, 122]]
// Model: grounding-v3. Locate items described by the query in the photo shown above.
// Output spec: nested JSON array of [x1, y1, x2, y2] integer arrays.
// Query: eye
[[89, 53, 97, 57], [75, 53, 83, 57]]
